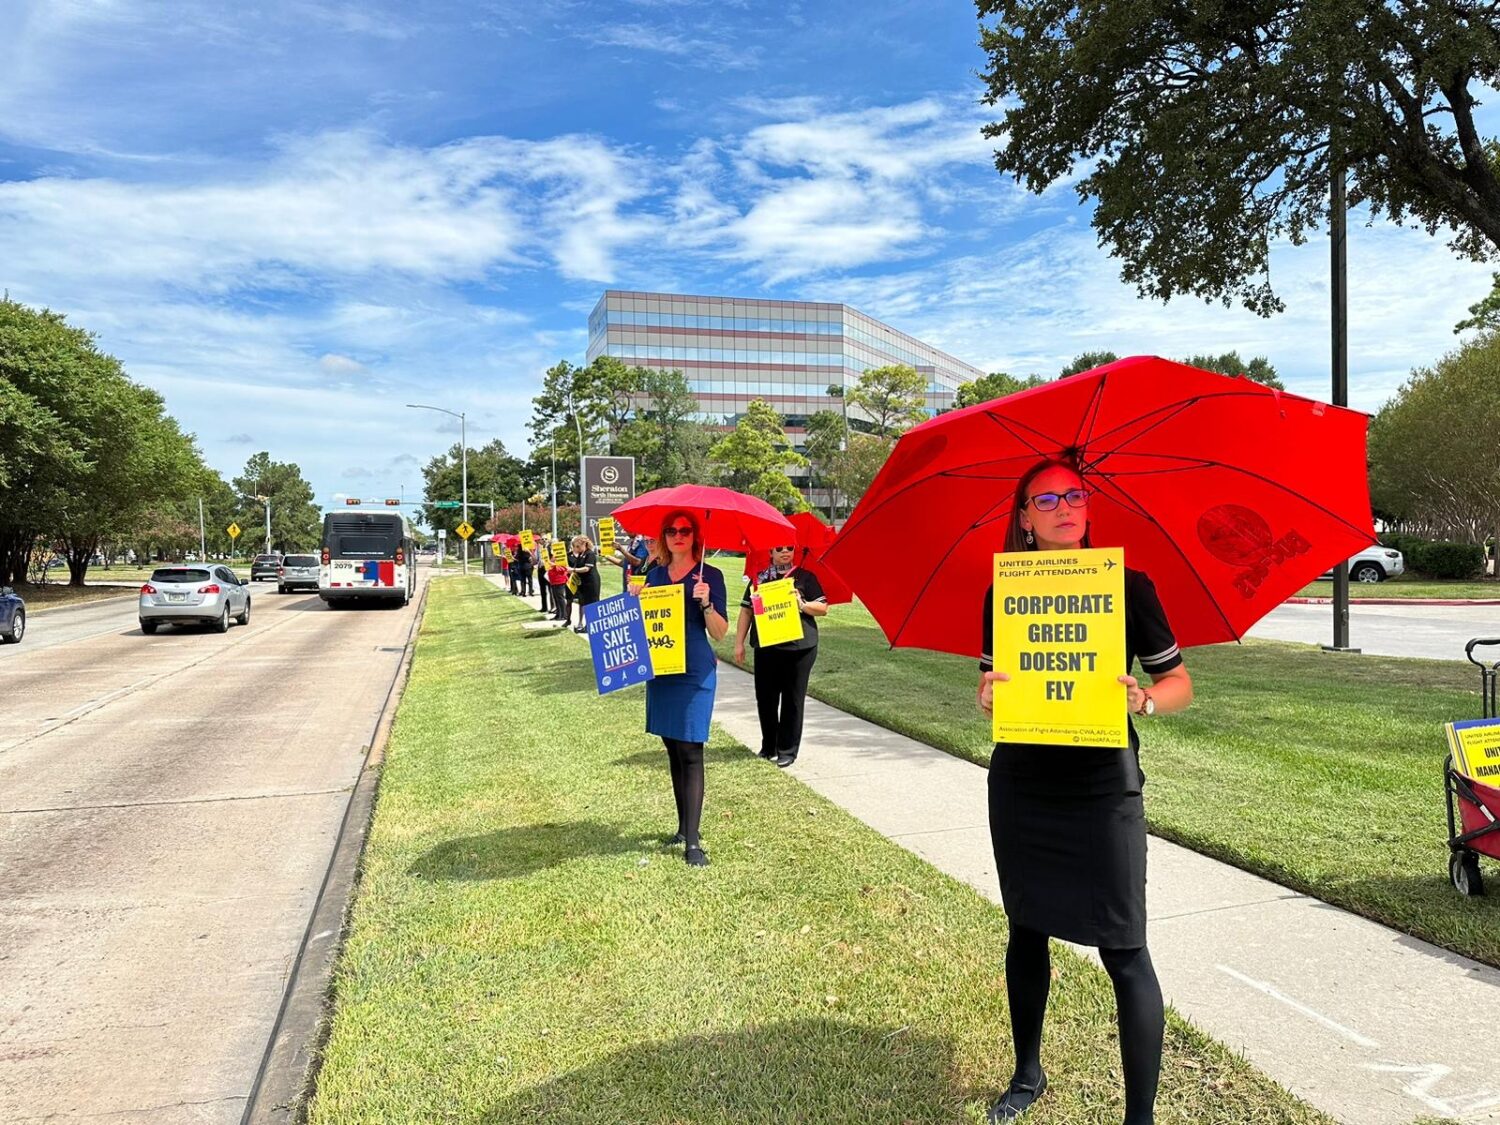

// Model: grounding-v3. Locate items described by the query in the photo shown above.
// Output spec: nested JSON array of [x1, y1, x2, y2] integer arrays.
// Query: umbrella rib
[[981, 409, 1071, 457], [1072, 373, 1108, 452], [888, 494, 1012, 651], [1086, 470, 1240, 643], [1083, 387, 1311, 456]]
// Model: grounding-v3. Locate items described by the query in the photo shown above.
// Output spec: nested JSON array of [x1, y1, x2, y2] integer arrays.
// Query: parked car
[[139, 565, 251, 633], [0, 585, 25, 644], [1319, 545, 1405, 583], [250, 553, 283, 581], [277, 553, 321, 594]]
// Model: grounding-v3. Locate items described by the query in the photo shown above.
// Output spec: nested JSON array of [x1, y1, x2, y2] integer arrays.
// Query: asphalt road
[[1248, 600, 1500, 661], [0, 574, 425, 1123]]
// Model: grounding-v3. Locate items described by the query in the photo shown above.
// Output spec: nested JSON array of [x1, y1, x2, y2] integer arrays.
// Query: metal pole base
[[1320, 644, 1362, 654]]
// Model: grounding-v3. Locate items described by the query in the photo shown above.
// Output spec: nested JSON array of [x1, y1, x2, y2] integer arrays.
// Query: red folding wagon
[[1446, 637, 1500, 895]]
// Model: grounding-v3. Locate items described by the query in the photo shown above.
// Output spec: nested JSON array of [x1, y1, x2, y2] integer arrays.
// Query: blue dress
[[644, 562, 727, 743]]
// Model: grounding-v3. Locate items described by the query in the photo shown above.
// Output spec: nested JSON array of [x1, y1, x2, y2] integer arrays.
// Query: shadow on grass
[[409, 820, 653, 881], [482, 1019, 963, 1125]]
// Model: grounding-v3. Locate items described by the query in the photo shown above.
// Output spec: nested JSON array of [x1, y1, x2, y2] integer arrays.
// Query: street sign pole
[[461, 411, 469, 577], [198, 498, 206, 563]]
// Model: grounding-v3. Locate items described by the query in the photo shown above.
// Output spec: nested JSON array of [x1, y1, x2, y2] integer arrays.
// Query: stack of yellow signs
[[520, 529, 535, 552], [598, 517, 616, 557], [638, 583, 685, 675], [991, 547, 1127, 747], [1448, 718, 1500, 784], [752, 577, 804, 647]]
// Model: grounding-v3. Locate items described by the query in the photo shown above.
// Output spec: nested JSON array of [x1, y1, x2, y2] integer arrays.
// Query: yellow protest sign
[[550, 540, 567, 566], [628, 574, 647, 595], [991, 547, 1127, 747], [638, 583, 686, 676], [567, 574, 579, 594], [491, 541, 502, 557], [598, 517, 616, 557], [752, 577, 804, 648], [1448, 718, 1500, 783], [520, 529, 535, 552]]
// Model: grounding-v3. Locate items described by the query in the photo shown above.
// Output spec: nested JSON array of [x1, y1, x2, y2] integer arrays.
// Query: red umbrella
[[822, 355, 1375, 657], [743, 511, 854, 605], [612, 484, 795, 575]]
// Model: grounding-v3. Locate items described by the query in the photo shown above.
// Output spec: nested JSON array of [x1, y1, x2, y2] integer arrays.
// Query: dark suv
[[250, 553, 283, 582]]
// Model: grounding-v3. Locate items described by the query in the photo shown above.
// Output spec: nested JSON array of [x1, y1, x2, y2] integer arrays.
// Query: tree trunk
[[0, 527, 37, 587], [65, 532, 98, 586]]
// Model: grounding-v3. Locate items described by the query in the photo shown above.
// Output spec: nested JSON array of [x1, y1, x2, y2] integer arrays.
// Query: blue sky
[[2, 0, 1494, 510]]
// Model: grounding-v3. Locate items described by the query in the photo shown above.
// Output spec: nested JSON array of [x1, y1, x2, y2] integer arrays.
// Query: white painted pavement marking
[[1215, 964, 1380, 1048]]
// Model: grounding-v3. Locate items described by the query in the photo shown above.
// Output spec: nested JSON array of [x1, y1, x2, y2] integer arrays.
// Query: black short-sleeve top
[[739, 567, 827, 651], [979, 567, 1183, 795]]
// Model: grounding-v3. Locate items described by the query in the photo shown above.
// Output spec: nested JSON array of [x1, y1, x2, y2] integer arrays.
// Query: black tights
[[1005, 922, 1163, 1125], [662, 737, 705, 846]]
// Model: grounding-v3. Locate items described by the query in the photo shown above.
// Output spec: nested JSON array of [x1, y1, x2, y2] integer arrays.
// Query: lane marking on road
[[0, 603, 331, 757], [1364, 1062, 1500, 1120], [1215, 964, 1380, 1048]]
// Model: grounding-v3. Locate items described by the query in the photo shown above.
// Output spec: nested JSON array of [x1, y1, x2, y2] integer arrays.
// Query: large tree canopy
[[978, 0, 1500, 316], [232, 452, 322, 555], [708, 400, 808, 513]]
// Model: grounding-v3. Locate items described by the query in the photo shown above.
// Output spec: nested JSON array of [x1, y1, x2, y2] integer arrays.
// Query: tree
[[231, 453, 322, 556], [846, 364, 929, 438], [802, 410, 847, 520], [1059, 352, 1119, 379], [622, 366, 714, 491], [528, 360, 606, 503], [979, 2, 1500, 318], [1368, 331, 1500, 550], [707, 400, 808, 512], [1181, 352, 1284, 390], [0, 298, 208, 585], [417, 438, 526, 538], [827, 434, 894, 513], [954, 371, 1049, 408]]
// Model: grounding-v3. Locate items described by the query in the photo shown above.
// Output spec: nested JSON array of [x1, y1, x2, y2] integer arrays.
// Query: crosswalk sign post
[[455, 521, 474, 540], [226, 522, 241, 557]]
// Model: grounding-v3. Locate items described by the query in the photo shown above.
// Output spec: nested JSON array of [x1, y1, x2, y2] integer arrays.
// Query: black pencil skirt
[[986, 745, 1148, 948]]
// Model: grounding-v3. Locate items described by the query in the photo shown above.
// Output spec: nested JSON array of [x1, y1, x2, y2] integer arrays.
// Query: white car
[[1319, 545, 1405, 583], [139, 565, 251, 633]]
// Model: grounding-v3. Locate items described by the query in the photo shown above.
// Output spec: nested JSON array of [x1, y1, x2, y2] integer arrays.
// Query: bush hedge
[[1412, 540, 1486, 579]]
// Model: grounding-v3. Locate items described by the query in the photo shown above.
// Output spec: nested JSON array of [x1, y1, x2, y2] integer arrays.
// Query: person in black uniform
[[733, 543, 828, 767], [978, 459, 1193, 1125], [567, 535, 601, 633]]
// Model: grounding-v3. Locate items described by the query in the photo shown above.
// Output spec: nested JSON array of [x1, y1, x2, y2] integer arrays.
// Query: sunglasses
[[665, 525, 694, 537], [1026, 488, 1090, 512], [772, 545, 795, 552]]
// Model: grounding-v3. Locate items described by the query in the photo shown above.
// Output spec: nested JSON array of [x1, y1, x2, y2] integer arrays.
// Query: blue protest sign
[[584, 593, 655, 695]]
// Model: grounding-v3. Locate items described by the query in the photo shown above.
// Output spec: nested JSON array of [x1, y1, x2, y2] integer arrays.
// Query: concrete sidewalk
[[493, 577, 1500, 1125]]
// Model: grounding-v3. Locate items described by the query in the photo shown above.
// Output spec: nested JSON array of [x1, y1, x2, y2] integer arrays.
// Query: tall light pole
[[407, 403, 468, 576], [567, 389, 587, 540], [254, 494, 271, 554], [549, 432, 559, 539]]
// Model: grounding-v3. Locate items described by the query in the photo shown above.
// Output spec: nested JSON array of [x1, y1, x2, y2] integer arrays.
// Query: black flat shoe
[[662, 832, 686, 846], [684, 845, 709, 867], [757, 748, 778, 760], [987, 1073, 1046, 1122], [774, 754, 797, 768]]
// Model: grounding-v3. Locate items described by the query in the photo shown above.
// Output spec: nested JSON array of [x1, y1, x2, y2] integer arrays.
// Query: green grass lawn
[[306, 579, 1332, 1124], [11, 582, 138, 609], [1294, 575, 1500, 599], [719, 601, 1500, 968]]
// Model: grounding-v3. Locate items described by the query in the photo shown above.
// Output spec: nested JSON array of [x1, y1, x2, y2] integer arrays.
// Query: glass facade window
[[585, 290, 984, 500]]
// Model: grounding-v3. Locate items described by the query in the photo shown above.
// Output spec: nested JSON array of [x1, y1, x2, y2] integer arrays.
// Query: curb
[[1285, 597, 1500, 606], [27, 591, 138, 614], [240, 580, 430, 1125]]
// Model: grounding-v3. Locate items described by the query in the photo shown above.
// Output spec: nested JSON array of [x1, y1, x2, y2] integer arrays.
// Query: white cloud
[[319, 353, 366, 375], [588, 23, 759, 70]]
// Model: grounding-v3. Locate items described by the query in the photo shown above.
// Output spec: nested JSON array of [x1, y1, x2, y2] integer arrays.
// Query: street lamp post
[[568, 390, 586, 540], [254, 494, 271, 554], [407, 403, 468, 576], [549, 433, 559, 539]]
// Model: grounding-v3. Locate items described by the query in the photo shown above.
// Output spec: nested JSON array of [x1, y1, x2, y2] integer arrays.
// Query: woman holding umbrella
[[979, 459, 1193, 1124], [639, 509, 728, 867]]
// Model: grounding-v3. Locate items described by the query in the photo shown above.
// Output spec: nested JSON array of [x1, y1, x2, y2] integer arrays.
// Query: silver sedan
[[139, 565, 251, 634]]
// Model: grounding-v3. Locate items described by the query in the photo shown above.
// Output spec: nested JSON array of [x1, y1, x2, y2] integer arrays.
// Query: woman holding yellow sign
[[733, 543, 828, 767], [636, 510, 727, 868], [977, 459, 1193, 1125]]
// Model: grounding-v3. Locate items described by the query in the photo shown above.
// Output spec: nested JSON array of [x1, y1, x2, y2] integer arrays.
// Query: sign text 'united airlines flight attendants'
[[991, 547, 1127, 748]]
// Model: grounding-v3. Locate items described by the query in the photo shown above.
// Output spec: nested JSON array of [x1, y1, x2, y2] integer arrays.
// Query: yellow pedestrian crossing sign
[[455, 521, 474, 540], [226, 522, 242, 540]]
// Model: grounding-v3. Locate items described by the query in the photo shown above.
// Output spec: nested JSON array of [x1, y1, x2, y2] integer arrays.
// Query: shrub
[[1412, 540, 1485, 579]]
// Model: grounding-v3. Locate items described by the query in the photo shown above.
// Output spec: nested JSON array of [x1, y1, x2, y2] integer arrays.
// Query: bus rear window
[[330, 534, 397, 558]]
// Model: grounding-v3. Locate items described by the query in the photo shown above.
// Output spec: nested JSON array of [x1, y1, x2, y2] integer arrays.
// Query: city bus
[[319, 510, 415, 607]]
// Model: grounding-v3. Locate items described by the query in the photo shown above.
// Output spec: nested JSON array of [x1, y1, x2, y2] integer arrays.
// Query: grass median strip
[[720, 601, 1500, 968], [307, 578, 1329, 1124]]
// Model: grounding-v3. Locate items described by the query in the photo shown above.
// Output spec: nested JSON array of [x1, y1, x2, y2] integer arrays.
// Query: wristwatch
[[1136, 690, 1155, 717]]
